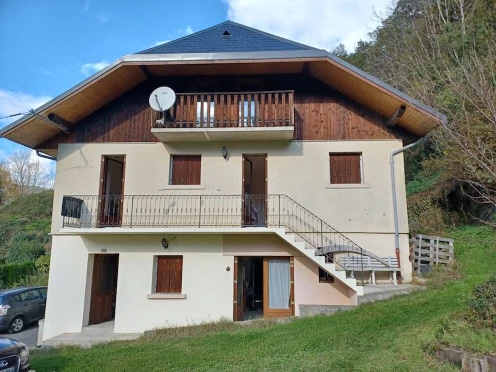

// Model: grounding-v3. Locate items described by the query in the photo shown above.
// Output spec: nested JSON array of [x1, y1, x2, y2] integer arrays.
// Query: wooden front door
[[98, 155, 126, 226], [233, 257, 244, 321], [263, 257, 294, 318], [242, 154, 267, 227], [89, 254, 119, 325]]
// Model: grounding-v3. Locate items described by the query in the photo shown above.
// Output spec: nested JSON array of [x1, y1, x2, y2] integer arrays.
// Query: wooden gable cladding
[[38, 74, 409, 150], [293, 87, 396, 141], [39, 83, 156, 149]]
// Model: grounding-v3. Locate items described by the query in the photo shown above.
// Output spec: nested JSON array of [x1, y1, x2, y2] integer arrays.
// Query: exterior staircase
[[62, 193, 390, 297], [275, 230, 364, 296]]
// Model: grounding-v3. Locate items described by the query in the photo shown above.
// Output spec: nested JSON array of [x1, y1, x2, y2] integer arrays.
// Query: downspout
[[36, 150, 57, 161], [390, 135, 429, 282]]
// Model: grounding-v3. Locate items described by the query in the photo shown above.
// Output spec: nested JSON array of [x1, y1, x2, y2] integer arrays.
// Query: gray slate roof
[[138, 21, 319, 54]]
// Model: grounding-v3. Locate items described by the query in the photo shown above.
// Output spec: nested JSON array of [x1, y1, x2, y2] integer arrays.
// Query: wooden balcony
[[151, 90, 294, 142]]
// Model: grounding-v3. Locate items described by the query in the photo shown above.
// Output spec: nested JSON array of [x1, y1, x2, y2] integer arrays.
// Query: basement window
[[155, 256, 183, 293], [319, 268, 335, 283]]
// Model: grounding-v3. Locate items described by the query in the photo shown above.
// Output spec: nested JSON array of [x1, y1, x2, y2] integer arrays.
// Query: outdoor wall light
[[161, 236, 176, 249], [221, 146, 228, 159]]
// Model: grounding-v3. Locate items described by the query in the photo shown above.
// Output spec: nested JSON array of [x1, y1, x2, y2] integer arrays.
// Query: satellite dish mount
[[149, 87, 176, 127]]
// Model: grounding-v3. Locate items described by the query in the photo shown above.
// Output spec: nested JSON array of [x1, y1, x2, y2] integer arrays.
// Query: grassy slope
[[0, 190, 53, 257], [31, 226, 495, 372]]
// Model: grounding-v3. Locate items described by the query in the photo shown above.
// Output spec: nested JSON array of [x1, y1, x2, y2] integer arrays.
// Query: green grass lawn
[[31, 226, 496, 371]]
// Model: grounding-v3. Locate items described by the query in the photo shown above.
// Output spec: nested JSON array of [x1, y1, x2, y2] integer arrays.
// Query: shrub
[[0, 262, 36, 288], [35, 255, 50, 273], [14, 272, 49, 287], [468, 275, 496, 329], [423, 262, 462, 290], [6, 232, 46, 263]]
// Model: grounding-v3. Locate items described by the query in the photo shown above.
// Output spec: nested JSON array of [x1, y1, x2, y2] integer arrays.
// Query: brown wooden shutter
[[170, 155, 201, 185], [156, 256, 183, 293], [330, 153, 361, 184]]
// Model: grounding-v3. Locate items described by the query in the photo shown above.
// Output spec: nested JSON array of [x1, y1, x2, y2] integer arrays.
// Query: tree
[[5, 149, 52, 198], [346, 0, 496, 228]]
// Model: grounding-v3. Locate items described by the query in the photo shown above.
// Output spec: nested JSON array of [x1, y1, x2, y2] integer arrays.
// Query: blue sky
[[0, 0, 389, 162]]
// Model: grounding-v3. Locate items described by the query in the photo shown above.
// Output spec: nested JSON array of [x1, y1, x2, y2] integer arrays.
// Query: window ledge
[[160, 185, 206, 190], [325, 183, 370, 189], [147, 293, 187, 300]]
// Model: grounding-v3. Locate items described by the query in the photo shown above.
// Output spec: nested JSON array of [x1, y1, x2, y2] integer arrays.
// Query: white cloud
[[0, 89, 52, 126], [152, 40, 170, 47], [224, 0, 391, 52], [83, 0, 90, 11], [80, 60, 110, 76], [96, 12, 110, 22], [150, 25, 194, 48]]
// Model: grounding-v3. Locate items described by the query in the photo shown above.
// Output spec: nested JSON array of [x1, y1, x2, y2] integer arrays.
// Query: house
[[0, 21, 446, 341]]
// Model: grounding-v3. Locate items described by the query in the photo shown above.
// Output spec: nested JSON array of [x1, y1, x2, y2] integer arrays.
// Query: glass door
[[263, 257, 294, 318]]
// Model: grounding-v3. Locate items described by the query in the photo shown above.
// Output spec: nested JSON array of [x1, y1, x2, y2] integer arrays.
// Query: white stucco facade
[[43, 232, 356, 340], [43, 139, 411, 340], [52, 140, 409, 234]]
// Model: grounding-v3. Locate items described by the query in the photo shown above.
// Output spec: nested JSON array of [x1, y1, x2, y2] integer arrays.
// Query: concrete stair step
[[278, 230, 363, 296]]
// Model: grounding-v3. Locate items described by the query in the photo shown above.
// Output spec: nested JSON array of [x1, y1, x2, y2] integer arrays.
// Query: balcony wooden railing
[[151, 90, 294, 129]]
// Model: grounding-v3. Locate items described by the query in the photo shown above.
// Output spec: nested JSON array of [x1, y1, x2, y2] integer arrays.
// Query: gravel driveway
[[0, 324, 38, 347]]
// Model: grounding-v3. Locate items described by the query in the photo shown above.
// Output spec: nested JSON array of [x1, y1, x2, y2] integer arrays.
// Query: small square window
[[319, 268, 335, 283], [170, 155, 201, 185], [329, 153, 362, 184]]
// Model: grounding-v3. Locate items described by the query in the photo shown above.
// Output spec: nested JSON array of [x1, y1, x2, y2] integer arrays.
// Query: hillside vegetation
[[0, 190, 53, 261], [335, 0, 496, 232]]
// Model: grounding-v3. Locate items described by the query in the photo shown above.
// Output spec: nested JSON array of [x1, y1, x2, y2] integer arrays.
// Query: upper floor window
[[329, 153, 362, 184], [170, 155, 201, 185], [196, 101, 215, 127], [239, 99, 257, 127]]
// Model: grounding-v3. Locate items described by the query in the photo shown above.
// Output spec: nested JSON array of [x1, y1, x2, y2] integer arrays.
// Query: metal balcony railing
[[61, 194, 381, 284], [151, 91, 294, 129]]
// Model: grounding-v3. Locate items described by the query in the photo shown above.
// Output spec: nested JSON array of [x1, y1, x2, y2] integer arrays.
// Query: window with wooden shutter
[[170, 155, 201, 185], [329, 153, 362, 184], [156, 256, 183, 293]]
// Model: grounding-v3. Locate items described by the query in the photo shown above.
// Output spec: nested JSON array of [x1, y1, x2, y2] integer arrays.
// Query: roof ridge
[[137, 21, 233, 54], [225, 21, 320, 51], [136, 20, 319, 55]]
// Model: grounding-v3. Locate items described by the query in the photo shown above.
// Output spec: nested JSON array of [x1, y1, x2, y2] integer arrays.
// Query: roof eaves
[[1, 49, 447, 140], [323, 52, 448, 125], [0, 57, 125, 138], [124, 49, 329, 63]]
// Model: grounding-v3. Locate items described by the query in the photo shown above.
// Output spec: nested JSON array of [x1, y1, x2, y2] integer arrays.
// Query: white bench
[[340, 256, 400, 285]]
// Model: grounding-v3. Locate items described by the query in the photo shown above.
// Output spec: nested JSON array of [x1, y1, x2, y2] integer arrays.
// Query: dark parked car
[[0, 337, 30, 372], [0, 287, 47, 333]]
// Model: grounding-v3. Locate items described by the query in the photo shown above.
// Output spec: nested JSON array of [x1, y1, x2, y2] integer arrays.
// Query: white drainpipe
[[390, 136, 429, 278]]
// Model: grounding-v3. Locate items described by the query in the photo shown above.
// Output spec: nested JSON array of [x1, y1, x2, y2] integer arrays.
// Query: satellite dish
[[149, 87, 176, 112]]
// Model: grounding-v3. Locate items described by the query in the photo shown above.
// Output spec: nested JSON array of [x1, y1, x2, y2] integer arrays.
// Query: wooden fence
[[410, 234, 454, 273]]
